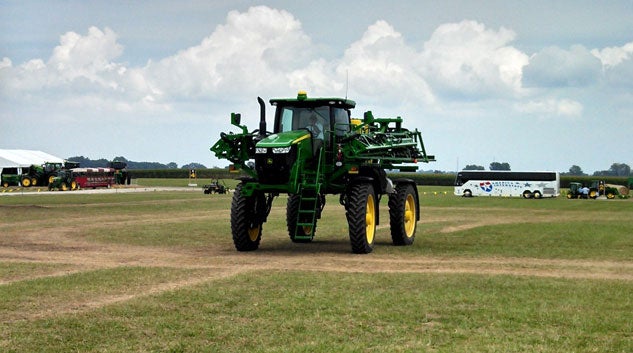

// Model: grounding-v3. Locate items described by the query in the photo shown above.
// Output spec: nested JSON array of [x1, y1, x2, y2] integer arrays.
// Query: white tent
[[0, 149, 64, 170]]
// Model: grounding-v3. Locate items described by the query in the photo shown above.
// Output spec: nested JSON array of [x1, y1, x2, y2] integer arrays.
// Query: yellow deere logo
[[267, 158, 273, 165]]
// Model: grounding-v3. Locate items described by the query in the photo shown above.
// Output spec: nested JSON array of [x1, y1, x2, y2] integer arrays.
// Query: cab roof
[[269, 91, 355, 109]]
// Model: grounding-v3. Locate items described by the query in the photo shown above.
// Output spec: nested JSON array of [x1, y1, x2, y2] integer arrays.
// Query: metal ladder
[[293, 148, 324, 240]]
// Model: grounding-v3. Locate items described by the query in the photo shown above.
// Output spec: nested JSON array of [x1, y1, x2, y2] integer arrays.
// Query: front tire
[[21, 177, 31, 187], [389, 183, 418, 246], [347, 183, 376, 254], [231, 183, 264, 251]]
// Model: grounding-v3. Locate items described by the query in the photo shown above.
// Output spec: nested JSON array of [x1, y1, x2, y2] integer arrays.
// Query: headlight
[[255, 147, 268, 154], [272, 146, 291, 154]]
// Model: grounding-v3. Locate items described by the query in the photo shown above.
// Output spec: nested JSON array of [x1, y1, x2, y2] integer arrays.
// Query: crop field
[[1, 184, 632, 352]]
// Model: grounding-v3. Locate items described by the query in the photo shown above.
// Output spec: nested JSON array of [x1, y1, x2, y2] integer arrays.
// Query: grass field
[[1, 184, 632, 352]]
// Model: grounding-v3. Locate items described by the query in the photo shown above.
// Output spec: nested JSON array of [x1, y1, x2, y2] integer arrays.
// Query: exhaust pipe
[[257, 97, 266, 136]]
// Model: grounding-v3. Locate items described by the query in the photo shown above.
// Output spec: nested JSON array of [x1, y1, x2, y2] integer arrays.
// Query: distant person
[[580, 185, 590, 198]]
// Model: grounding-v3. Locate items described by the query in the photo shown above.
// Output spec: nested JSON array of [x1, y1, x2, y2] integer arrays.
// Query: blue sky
[[1, 0, 632, 173]]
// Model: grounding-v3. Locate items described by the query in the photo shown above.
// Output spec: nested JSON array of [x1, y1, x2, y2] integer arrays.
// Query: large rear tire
[[21, 177, 31, 187], [286, 194, 315, 243], [347, 183, 376, 254], [231, 183, 264, 251], [389, 183, 417, 246]]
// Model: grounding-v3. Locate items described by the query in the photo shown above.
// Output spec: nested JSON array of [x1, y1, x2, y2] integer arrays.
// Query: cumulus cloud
[[0, 5, 619, 125], [143, 6, 313, 98], [0, 57, 11, 69], [515, 98, 583, 118], [337, 20, 435, 105], [590, 41, 633, 88], [2, 27, 126, 92], [419, 20, 529, 98], [523, 45, 602, 87], [591, 41, 633, 68]]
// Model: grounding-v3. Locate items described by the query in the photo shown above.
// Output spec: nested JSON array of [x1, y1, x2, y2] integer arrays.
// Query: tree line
[[67, 156, 207, 170], [67, 156, 631, 177]]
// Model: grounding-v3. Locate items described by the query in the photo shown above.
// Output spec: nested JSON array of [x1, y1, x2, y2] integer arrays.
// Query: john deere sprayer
[[211, 91, 435, 253]]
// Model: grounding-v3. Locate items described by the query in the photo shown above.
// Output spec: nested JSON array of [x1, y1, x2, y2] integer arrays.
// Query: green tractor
[[20, 162, 62, 187], [211, 91, 435, 253], [48, 169, 78, 191], [567, 180, 619, 199]]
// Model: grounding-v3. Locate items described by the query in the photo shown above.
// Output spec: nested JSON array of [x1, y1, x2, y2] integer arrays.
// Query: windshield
[[277, 106, 330, 133]]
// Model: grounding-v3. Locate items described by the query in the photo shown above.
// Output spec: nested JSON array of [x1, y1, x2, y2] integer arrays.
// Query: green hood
[[256, 130, 311, 148]]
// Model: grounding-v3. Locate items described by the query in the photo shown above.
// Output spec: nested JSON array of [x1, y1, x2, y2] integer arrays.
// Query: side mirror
[[231, 113, 241, 125]]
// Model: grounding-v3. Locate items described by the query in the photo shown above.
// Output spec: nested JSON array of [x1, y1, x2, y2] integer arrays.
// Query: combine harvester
[[211, 91, 434, 253]]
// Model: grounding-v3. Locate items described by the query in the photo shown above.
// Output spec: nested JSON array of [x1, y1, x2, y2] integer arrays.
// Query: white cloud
[[0, 57, 12, 69], [515, 98, 583, 118], [337, 20, 435, 105], [591, 41, 633, 68], [419, 20, 529, 98], [590, 41, 633, 88], [143, 6, 313, 98], [523, 45, 602, 87]]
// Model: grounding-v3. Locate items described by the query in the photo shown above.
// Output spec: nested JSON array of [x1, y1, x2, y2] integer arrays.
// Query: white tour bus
[[454, 170, 560, 198]]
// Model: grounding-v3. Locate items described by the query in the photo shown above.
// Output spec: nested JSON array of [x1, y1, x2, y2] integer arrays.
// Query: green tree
[[593, 163, 631, 176], [182, 163, 207, 170], [489, 162, 511, 171], [567, 165, 586, 176], [463, 164, 485, 170]]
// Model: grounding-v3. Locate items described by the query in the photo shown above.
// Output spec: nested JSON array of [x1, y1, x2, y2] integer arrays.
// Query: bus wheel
[[463, 190, 472, 197], [522, 190, 532, 199], [533, 191, 542, 199]]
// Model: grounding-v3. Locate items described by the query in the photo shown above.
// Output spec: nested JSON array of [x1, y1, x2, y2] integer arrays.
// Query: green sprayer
[[211, 91, 435, 253]]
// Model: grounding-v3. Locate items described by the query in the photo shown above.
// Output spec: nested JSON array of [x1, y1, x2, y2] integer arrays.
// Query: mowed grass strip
[[2, 271, 632, 353], [0, 266, 214, 324]]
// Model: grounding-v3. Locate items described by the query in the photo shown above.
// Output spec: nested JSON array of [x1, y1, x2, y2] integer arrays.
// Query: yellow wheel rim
[[48, 175, 55, 184], [22, 178, 31, 187], [61, 183, 68, 191], [71, 181, 77, 190], [248, 225, 261, 241], [365, 193, 376, 243], [404, 194, 416, 237], [31, 178, 37, 186]]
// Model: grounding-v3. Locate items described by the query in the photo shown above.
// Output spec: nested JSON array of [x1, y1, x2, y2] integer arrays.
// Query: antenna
[[345, 70, 349, 100]]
